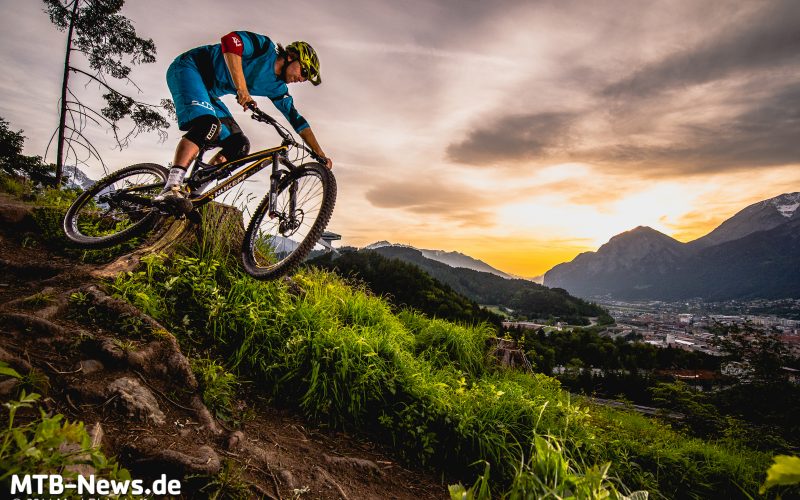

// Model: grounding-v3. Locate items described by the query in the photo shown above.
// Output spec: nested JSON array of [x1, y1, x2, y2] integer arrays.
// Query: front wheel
[[242, 163, 336, 280], [63, 163, 167, 248]]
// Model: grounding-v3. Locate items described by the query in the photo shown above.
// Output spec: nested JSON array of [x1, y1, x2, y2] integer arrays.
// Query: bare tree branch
[[45, 0, 171, 183]]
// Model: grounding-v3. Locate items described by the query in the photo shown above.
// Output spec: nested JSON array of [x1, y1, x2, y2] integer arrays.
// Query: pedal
[[155, 196, 194, 217]]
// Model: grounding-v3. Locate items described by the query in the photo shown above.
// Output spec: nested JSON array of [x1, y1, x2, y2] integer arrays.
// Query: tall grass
[[108, 233, 773, 498]]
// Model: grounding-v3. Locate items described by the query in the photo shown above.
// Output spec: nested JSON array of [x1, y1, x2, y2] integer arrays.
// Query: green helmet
[[287, 41, 321, 86]]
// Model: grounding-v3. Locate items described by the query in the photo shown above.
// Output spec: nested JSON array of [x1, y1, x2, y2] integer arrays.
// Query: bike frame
[[185, 144, 295, 216], [112, 108, 316, 218]]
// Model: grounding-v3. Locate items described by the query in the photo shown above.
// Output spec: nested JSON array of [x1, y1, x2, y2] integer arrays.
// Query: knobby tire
[[62, 163, 167, 248], [241, 162, 336, 280]]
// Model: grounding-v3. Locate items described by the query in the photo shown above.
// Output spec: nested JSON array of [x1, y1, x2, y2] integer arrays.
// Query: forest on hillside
[[349, 247, 614, 325]]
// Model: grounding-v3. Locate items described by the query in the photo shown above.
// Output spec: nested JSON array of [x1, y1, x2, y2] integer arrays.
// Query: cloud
[[445, 112, 577, 166], [601, 0, 800, 99], [365, 179, 495, 227], [580, 81, 800, 176], [444, 0, 800, 178]]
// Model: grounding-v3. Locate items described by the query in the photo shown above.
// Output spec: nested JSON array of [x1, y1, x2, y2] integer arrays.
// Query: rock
[[97, 338, 125, 363], [0, 378, 19, 396], [0, 346, 32, 373], [0, 313, 67, 338], [81, 359, 104, 375], [226, 430, 245, 450], [106, 377, 166, 426], [33, 305, 60, 320], [140, 437, 159, 448], [0, 203, 32, 225], [191, 395, 222, 434], [279, 469, 296, 489]]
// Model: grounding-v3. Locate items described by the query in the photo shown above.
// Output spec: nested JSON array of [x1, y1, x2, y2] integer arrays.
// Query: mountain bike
[[62, 106, 337, 280]]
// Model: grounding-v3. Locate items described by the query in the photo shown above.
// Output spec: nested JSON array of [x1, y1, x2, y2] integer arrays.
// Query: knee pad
[[219, 133, 251, 161], [183, 115, 221, 149]]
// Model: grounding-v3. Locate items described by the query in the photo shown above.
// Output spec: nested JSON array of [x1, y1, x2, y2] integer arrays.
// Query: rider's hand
[[236, 88, 254, 110], [324, 157, 333, 170]]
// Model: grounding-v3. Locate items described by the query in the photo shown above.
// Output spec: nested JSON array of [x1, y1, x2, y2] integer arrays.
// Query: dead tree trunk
[[55, 0, 80, 186], [92, 202, 246, 278]]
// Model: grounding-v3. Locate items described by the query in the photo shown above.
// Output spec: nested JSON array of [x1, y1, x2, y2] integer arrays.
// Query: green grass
[[108, 251, 776, 498], [0, 174, 34, 198], [0, 175, 147, 263]]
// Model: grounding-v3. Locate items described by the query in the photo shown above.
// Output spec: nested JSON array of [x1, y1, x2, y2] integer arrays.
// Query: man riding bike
[[159, 31, 332, 203]]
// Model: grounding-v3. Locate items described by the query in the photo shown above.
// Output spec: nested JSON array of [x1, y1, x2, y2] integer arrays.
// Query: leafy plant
[[192, 459, 250, 500], [191, 358, 239, 422], [761, 455, 800, 494], [0, 391, 130, 488]]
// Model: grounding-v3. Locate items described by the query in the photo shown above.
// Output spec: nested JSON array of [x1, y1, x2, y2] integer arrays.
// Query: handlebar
[[247, 103, 327, 164]]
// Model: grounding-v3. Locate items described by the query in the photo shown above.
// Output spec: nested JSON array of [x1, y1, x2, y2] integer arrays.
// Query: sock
[[165, 166, 187, 189]]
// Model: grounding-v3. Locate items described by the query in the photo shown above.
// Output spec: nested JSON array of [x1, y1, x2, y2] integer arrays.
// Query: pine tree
[[43, 0, 173, 184]]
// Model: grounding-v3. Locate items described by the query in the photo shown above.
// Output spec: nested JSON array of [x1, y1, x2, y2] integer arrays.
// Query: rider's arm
[[299, 128, 333, 170], [270, 93, 332, 169], [221, 32, 253, 109]]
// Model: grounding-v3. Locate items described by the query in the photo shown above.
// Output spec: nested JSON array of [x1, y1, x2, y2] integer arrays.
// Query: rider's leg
[[159, 115, 221, 197], [208, 118, 249, 165], [173, 137, 200, 169], [210, 132, 250, 165], [164, 62, 221, 196], [162, 137, 200, 190]]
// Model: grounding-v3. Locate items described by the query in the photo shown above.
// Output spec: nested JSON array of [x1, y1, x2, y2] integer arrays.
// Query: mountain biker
[[158, 31, 332, 201]]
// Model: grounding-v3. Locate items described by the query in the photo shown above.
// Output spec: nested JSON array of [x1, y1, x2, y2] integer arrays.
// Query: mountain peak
[[544, 191, 800, 300], [603, 226, 680, 249], [364, 240, 393, 250], [689, 192, 799, 248], [766, 192, 800, 218]]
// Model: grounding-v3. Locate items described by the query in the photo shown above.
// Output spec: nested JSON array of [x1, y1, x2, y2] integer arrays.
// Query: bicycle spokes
[[246, 166, 331, 272], [63, 164, 166, 247]]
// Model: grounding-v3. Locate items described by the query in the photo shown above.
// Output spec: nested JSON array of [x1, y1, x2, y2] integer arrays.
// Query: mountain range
[[358, 244, 610, 324], [544, 192, 800, 300], [364, 241, 514, 278]]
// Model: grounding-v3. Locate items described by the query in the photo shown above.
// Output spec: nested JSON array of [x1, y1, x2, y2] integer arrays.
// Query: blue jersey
[[168, 31, 309, 137]]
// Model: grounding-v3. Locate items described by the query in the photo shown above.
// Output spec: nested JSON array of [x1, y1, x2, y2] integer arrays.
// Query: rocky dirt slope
[[0, 193, 447, 499]]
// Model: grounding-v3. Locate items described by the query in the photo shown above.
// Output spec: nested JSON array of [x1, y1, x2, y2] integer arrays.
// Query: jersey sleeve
[[220, 32, 244, 55], [233, 31, 274, 59], [270, 93, 309, 133]]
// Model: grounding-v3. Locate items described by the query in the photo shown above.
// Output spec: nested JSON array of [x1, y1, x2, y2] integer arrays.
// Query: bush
[[0, 390, 130, 489]]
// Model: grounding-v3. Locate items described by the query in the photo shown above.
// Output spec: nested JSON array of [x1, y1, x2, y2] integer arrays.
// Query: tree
[[0, 117, 53, 184], [43, 0, 173, 185], [712, 322, 792, 385]]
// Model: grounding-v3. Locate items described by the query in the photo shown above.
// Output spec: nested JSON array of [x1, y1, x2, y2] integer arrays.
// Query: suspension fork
[[268, 153, 299, 219], [268, 153, 282, 218]]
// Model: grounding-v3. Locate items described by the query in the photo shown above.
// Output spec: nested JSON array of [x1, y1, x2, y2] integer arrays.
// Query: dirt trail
[[0, 194, 448, 499]]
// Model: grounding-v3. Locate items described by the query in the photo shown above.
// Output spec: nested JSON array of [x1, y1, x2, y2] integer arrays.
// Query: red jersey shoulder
[[221, 32, 244, 56]]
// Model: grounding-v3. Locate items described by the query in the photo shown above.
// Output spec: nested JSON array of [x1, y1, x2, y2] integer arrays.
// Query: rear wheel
[[63, 163, 167, 248], [242, 163, 336, 280]]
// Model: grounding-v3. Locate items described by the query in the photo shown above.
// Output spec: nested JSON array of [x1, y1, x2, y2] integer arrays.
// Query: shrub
[[0, 391, 130, 489]]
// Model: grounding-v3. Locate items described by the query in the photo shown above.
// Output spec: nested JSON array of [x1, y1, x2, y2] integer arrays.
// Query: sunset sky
[[2, 0, 798, 277]]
